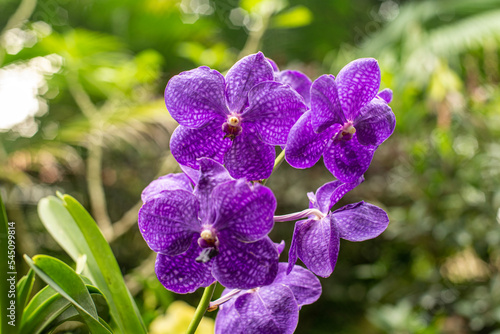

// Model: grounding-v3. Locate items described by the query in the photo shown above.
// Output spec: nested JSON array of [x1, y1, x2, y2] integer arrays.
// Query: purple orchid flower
[[268, 60, 312, 106], [165, 52, 307, 181], [286, 177, 389, 277], [285, 58, 396, 183], [214, 263, 322, 334], [138, 158, 279, 293]]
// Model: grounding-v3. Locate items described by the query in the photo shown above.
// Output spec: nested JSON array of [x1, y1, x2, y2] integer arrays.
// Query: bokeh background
[[1, 0, 500, 333]]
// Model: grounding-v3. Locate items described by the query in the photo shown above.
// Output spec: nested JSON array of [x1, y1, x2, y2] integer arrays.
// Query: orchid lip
[[222, 114, 243, 140], [335, 121, 356, 142]]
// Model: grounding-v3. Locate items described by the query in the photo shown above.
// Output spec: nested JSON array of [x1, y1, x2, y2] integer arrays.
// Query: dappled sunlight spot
[[440, 247, 490, 283], [179, 0, 214, 24], [0, 54, 62, 136], [149, 300, 214, 334]]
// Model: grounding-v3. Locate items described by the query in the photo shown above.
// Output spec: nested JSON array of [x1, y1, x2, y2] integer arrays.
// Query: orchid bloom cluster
[[138, 52, 395, 333]]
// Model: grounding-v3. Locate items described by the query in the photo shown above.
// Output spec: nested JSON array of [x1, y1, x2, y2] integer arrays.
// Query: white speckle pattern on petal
[[336, 58, 381, 121], [165, 66, 228, 128]]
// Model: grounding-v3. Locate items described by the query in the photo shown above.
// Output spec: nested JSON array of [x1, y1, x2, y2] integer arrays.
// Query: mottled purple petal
[[195, 158, 233, 221], [354, 99, 396, 146], [243, 81, 306, 145], [215, 299, 242, 333], [323, 135, 376, 183], [377, 88, 393, 103], [276, 70, 312, 106], [138, 190, 200, 255], [141, 174, 192, 203], [267, 58, 279, 72], [225, 52, 275, 113], [293, 217, 340, 277], [233, 285, 299, 334], [274, 263, 321, 306], [285, 110, 338, 169], [170, 119, 231, 169], [165, 66, 228, 128], [310, 74, 345, 133], [213, 234, 279, 289], [287, 220, 300, 275], [224, 126, 275, 181], [155, 236, 215, 294], [336, 58, 381, 120], [179, 164, 200, 186], [275, 240, 286, 255], [332, 201, 389, 241], [314, 176, 364, 213], [211, 180, 275, 241]]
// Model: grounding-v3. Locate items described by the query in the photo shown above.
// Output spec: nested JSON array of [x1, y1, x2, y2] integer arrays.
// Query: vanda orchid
[[137, 52, 395, 333]]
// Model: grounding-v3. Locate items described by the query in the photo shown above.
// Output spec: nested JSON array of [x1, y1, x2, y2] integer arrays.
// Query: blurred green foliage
[[1, 0, 500, 333]]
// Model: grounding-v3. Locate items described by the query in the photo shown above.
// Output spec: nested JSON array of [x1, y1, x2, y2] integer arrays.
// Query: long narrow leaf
[[37, 195, 147, 333], [20, 284, 109, 334], [16, 269, 35, 323], [0, 194, 16, 334], [24, 255, 111, 334], [20, 286, 72, 334]]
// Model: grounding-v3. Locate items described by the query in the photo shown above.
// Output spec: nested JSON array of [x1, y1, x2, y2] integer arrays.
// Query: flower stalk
[[208, 288, 242, 311], [273, 208, 325, 222], [186, 282, 217, 334]]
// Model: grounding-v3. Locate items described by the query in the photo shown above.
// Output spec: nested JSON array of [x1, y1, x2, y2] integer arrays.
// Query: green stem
[[262, 149, 285, 185], [273, 149, 286, 170], [186, 282, 217, 334]]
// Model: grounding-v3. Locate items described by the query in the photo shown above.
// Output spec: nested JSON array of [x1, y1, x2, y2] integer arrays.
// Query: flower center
[[196, 228, 219, 263], [335, 122, 356, 142], [222, 115, 242, 140]]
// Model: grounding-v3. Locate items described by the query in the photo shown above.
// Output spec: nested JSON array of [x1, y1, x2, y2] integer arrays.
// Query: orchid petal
[[332, 201, 389, 241], [267, 57, 279, 72], [233, 284, 299, 334], [195, 158, 233, 222], [377, 88, 393, 103], [138, 189, 199, 255], [141, 173, 192, 203], [224, 126, 275, 181], [310, 74, 345, 133], [243, 81, 306, 145], [179, 164, 200, 186], [213, 234, 279, 289], [170, 119, 231, 169], [155, 236, 215, 294], [315, 176, 364, 213], [354, 98, 396, 146], [293, 216, 340, 277], [277, 70, 312, 106], [165, 66, 228, 128], [323, 135, 376, 183], [211, 180, 275, 241], [285, 110, 338, 169], [215, 299, 242, 333], [286, 219, 301, 275], [225, 52, 275, 113], [336, 58, 381, 120], [274, 263, 322, 306]]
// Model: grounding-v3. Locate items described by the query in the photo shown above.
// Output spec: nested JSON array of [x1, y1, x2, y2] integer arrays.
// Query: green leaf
[[37, 195, 147, 333], [0, 193, 15, 334], [17, 269, 35, 323], [20, 285, 72, 334], [24, 255, 111, 334], [271, 6, 313, 29], [20, 284, 109, 334]]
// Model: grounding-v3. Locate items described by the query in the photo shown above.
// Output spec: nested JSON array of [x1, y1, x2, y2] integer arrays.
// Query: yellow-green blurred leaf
[[271, 6, 313, 29]]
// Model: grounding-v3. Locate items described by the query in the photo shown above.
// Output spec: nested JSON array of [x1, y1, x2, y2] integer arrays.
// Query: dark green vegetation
[[1, 0, 500, 333]]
